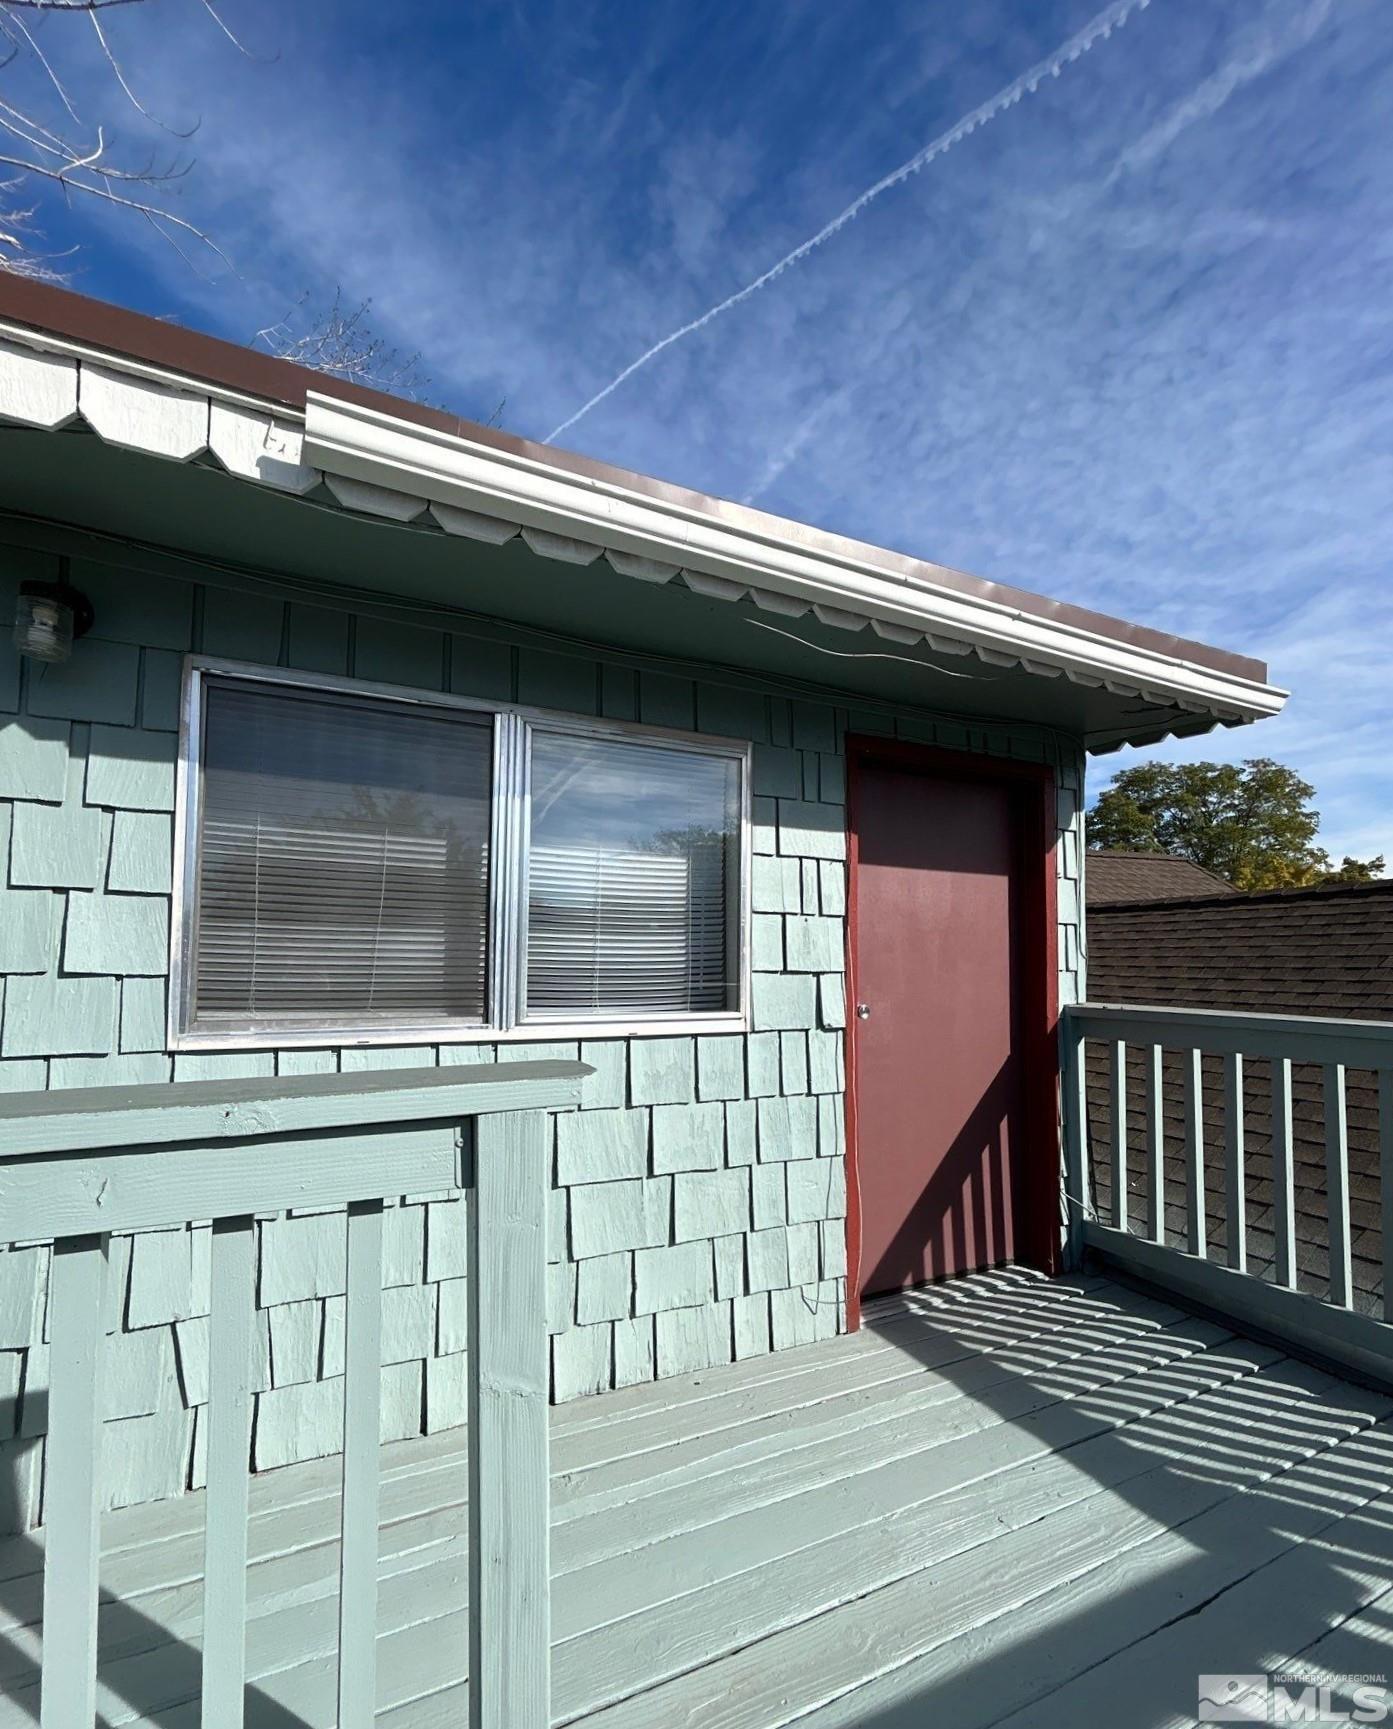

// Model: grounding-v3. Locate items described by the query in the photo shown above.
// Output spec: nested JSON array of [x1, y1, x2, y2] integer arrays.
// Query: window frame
[[170, 655, 753, 1051]]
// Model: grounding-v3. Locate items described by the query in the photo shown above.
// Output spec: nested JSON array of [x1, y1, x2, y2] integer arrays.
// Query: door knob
[[856, 1002, 871, 1020]]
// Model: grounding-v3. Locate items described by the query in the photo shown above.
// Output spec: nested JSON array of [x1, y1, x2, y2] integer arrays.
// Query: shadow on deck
[[5, 1266, 1393, 1727]]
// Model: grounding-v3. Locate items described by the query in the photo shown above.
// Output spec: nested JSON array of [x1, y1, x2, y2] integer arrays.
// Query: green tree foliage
[[1321, 853, 1386, 885], [1087, 759, 1384, 892]]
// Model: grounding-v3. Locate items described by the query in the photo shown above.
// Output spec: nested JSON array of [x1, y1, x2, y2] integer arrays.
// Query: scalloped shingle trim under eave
[[0, 328, 1285, 749]]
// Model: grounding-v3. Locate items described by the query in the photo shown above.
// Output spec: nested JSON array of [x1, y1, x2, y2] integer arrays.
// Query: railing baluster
[[1109, 1039, 1128, 1232], [41, 1233, 108, 1729], [1061, 1020, 1090, 1269], [1272, 1056, 1296, 1289], [471, 1111, 550, 1729], [1223, 1052, 1246, 1273], [1184, 1048, 1206, 1258], [1325, 1063, 1352, 1309], [339, 1198, 384, 1728], [202, 1217, 256, 1727], [1382, 1069, 1393, 1324], [1146, 1044, 1164, 1244]]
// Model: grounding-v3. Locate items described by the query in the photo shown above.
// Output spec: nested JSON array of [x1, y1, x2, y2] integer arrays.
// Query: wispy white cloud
[[741, 387, 851, 504], [1111, 0, 1333, 179], [544, 0, 1155, 442]]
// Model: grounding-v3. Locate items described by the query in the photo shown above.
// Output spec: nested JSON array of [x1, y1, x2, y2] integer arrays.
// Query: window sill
[[500, 1014, 750, 1044], [168, 1012, 751, 1054]]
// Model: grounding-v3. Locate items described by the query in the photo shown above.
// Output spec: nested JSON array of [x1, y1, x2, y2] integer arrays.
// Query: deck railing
[[1064, 1001, 1393, 1387], [0, 1058, 587, 1729]]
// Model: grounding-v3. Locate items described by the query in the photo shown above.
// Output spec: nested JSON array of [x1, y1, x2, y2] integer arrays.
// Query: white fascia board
[[0, 317, 291, 418], [304, 392, 1287, 725]]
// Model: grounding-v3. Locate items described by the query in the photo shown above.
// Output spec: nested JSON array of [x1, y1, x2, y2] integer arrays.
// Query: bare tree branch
[[87, 7, 196, 134], [0, 173, 70, 273], [0, 2, 393, 419], [0, 142, 232, 270], [255, 289, 435, 403], [0, 0, 255, 280], [1, 7, 84, 121], [194, 0, 262, 60], [0, 3, 154, 13], [0, 94, 80, 159]]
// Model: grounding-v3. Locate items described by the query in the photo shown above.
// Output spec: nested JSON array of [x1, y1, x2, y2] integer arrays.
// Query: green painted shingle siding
[[575, 1251, 632, 1325], [569, 1176, 672, 1259], [3, 972, 115, 1056], [673, 1168, 751, 1242], [651, 1101, 724, 1173], [10, 797, 106, 888], [108, 811, 173, 894], [556, 1107, 648, 1185], [656, 1300, 732, 1376], [0, 717, 68, 801], [63, 890, 168, 975], [636, 1241, 714, 1316], [696, 1035, 745, 1102], [0, 887, 57, 974], [751, 974, 818, 1031], [629, 1037, 695, 1105], [85, 724, 176, 811], [26, 640, 140, 726]]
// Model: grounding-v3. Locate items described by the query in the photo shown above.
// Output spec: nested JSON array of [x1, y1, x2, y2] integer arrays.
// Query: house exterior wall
[[0, 527, 1086, 1527]]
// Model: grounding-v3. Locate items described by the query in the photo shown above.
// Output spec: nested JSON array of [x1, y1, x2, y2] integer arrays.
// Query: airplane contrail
[[546, 0, 1155, 444], [1112, 0, 1330, 182]]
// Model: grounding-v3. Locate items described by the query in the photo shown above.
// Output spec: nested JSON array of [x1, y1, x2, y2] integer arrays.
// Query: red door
[[849, 755, 1032, 1301]]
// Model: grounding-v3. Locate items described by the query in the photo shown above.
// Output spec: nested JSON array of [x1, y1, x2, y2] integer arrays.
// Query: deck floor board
[[6, 1267, 1393, 1728]]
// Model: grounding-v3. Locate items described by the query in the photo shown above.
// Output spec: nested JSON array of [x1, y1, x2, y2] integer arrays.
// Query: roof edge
[[1090, 877, 1393, 914], [0, 276, 1283, 726], [303, 388, 1287, 726]]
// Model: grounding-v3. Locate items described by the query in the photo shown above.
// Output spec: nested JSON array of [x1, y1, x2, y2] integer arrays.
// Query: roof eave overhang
[[0, 302, 1288, 749], [302, 391, 1289, 737]]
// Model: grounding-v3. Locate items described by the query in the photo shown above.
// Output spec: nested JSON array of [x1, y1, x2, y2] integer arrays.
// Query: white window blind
[[525, 732, 741, 1018], [190, 680, 492, 1031]]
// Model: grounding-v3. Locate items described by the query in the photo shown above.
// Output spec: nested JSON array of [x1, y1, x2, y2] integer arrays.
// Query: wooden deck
[[6, 1265, 1393, 1727]]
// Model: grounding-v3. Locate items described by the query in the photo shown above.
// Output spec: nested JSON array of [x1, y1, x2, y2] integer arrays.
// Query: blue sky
[[9, 0, 1393, 862]]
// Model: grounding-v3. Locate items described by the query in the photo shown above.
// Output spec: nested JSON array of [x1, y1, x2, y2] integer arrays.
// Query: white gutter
[[0, 308, 1286, 734], [303, 392, 1287, 726]]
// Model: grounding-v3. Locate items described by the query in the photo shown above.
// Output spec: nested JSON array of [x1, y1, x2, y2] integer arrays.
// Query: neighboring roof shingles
[[1088, 879, 1393, 1018], [1086, 879, 1393, 1315], [1085, 850, 1237, 907]]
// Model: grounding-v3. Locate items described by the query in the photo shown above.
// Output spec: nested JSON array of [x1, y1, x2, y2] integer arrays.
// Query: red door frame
[[843, 735, 1061, 1330]]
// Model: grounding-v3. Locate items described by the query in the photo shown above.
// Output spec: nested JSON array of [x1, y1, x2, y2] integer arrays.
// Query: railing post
[[41, 1233, 109, 1729], [469, 1109, 550, 1729], [339, 1197, 385, 1727], [203, 1216, 256, 1727]]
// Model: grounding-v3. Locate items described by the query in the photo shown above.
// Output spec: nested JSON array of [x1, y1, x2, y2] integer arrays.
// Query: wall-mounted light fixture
[[12, 579, 94, 664]]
